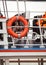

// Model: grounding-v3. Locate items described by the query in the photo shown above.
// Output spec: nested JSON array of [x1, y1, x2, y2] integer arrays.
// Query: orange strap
[[36, 12, 46, 26]]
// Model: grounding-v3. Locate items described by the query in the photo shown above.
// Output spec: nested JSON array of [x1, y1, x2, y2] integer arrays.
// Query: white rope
[[38, 19, 44, 47], [5, 0, 8, 19], [16, 0, 20, 16], [1, 11, 46, 13], [2, 0, 6, 17], [24, 0, 26, 16], [2, 0, 8, 18]]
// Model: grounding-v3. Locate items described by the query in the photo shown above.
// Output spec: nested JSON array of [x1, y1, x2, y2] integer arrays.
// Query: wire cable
[[2, 0, 6, 17], [38, 19, 44, 48], [24, 0, 26, 17], [16, 0, 20, 16], [5, 0, 8, 19]]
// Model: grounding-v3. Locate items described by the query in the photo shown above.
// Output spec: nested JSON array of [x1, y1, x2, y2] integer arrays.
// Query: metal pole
[[0, 59, 4, 65], [41, 58, 43, 65], [38, 58, 40, 65], [38, 19, 44, 48], [5, 59, 9, 65], [18, 58, 20, 65]]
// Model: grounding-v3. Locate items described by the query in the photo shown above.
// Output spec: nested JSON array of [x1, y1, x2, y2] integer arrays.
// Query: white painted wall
[[0, 1, 46, 39], [0, 1, 46, 17], [0, 1, 46, 65], [0, 1, 46, 25]]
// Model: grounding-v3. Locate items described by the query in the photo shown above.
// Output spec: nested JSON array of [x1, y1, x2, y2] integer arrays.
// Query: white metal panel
[[0, 52, 46, 57], [0, 18, 8, 49], [0, 19, 7, 22]]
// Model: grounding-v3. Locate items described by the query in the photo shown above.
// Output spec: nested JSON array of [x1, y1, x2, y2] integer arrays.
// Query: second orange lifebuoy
[[36, 12, 46, 26], [7, 16, 29, 38]]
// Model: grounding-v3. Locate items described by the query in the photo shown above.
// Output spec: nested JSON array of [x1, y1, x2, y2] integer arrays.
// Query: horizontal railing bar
[[6, 17, 46, 20], [8, 42, 46, 46], [0, 19, 7, 22], [27, 18, 46, 20], [1, 11, 46, 13], [7, 26, 46, 28], [2, 33, 46, 37], [3, 60, 46, 63], [0, 41, 46, 46]]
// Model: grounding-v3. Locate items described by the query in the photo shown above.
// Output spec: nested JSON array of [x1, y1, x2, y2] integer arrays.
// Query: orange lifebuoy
[[36, 12, 46, 26], [43, 24, 46, 27], [7, 16, 29, 38]]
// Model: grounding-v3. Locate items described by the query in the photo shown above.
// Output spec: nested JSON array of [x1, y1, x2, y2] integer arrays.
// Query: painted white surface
[[0, 1, 46, 28], [0, 1, 46, 17], [0, 1, 46, 49], [0, 1, 46, 65], [0, 52, 46, 57], [0, 1, 46, 34], [0, 1, 46, 46]]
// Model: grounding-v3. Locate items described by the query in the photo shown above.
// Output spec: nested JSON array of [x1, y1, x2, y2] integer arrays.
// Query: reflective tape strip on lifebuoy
[[7, 16, 29, 38]]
